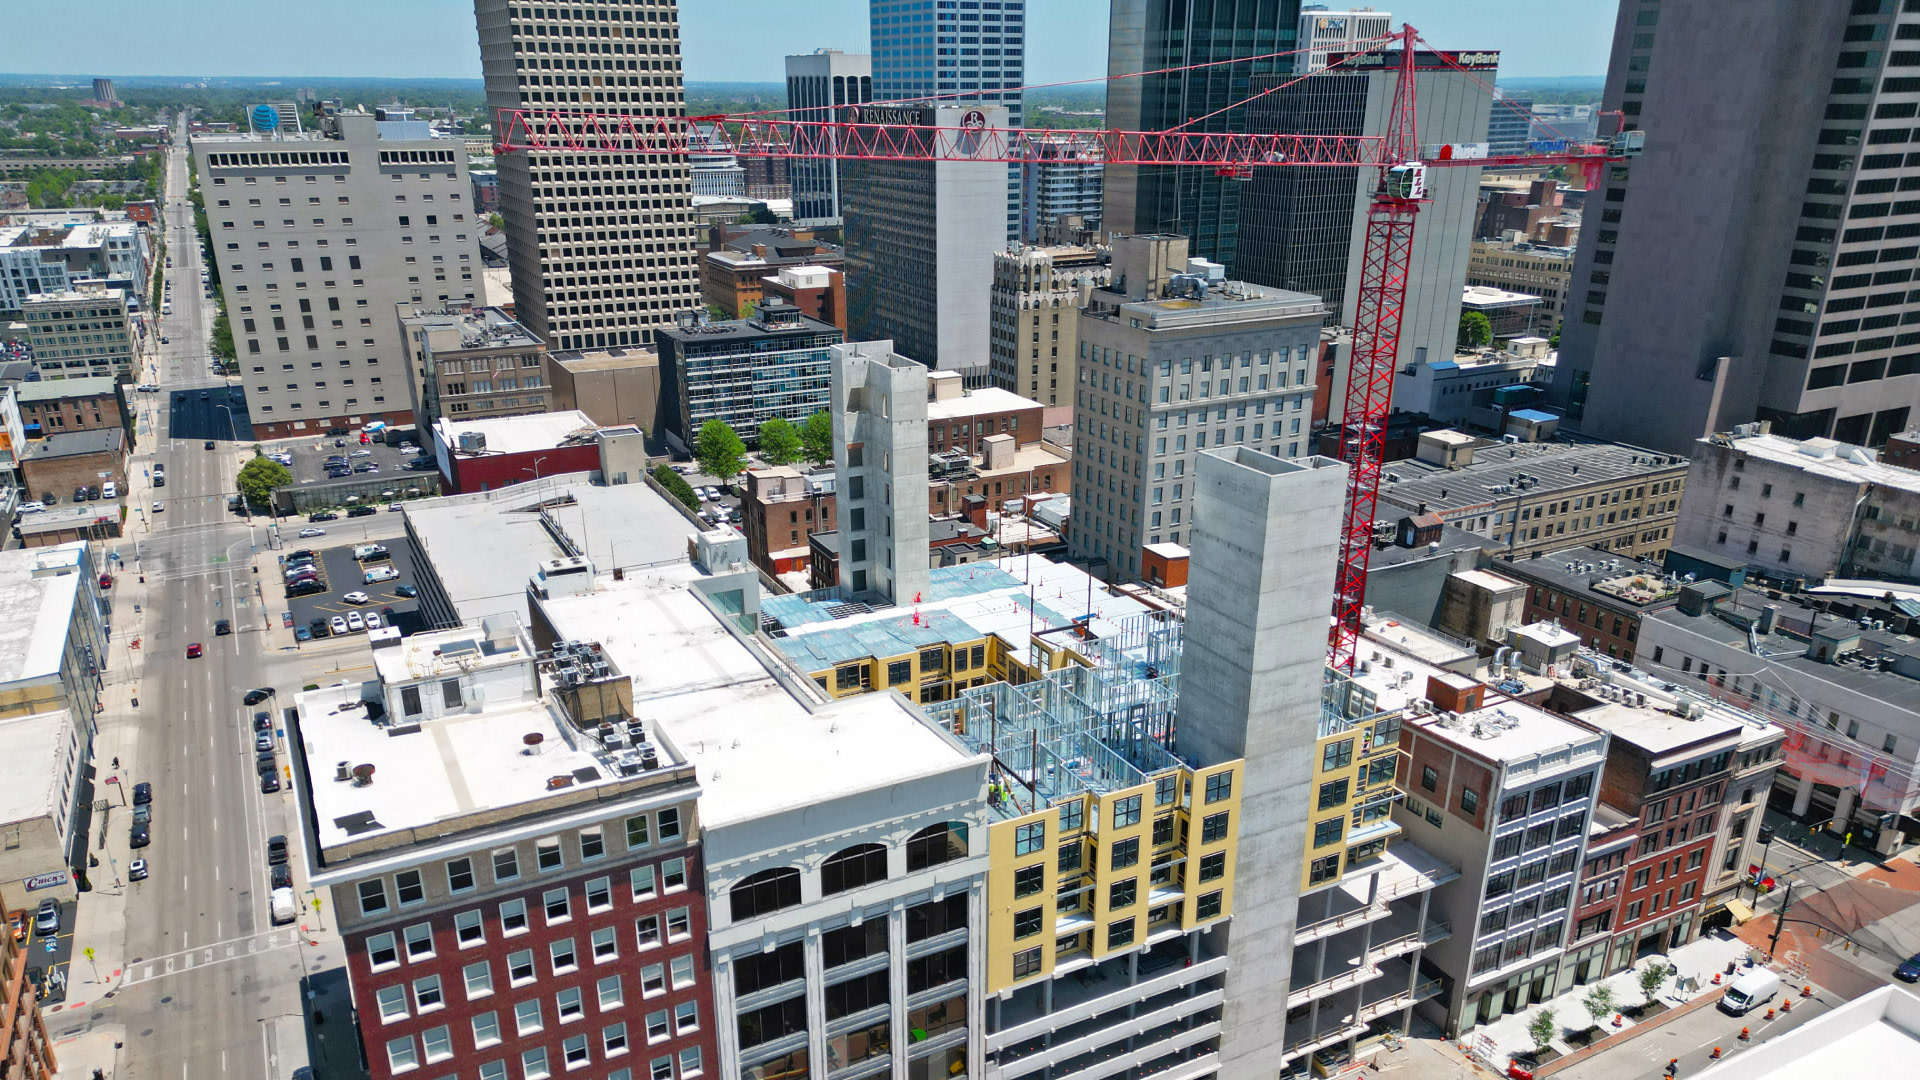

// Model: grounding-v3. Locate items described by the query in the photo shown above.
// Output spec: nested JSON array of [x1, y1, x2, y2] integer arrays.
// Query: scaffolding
[[925, 610, 1186, 820]]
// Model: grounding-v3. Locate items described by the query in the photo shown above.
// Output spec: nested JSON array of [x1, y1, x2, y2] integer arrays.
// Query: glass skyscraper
[[1104, 0, 1300, 266], [868, 0, 1025, 239]]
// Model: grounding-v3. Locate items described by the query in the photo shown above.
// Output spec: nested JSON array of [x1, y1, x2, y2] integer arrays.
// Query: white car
[[363, 565, 399, 584], [102, 481, 119, 499], [298, 527, 326, 537], [16, 502, 44, 515], [329, 615, 348, 635], [342, 590, 371, 605], [364, 611, 383, 629], [350, 449, 373, 457], [696, 489, 711, 503], [353, 544, 388, 561], [346, 611, 366, 632], [152, 501, 164, 513]]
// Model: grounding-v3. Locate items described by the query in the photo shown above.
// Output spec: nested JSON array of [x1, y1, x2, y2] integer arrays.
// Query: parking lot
[[278, 539, 428, 641], [673, 466, 743, 528], [266, 431, 431, 487]]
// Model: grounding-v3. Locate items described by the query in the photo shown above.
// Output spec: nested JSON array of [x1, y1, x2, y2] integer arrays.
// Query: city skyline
[[0, 0, 1613, 84]]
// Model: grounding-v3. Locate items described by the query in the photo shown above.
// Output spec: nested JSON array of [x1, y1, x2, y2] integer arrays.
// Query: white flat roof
[[926, 386, 1041, 422], [370, 624, 533, 687], [1693, 984, 1920, 1080], [435, 409, 598, 455], [0, 544, 85, 689], [0, 710, 74, 826], [537, 566, 981, 828], [1718, 432, 1920, 492], [404, 479, 691, 624], [1572, 700, 1745, 756]]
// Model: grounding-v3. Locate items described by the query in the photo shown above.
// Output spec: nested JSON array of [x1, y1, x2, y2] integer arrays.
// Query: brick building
[[757, 266, 847, 332], [1490, 547, 1683, 662], [922, 373, 1068, 518], [0, 885, 56, 1080], [19, 428, 126, 502], [12, 376, 130, 443], [740, 465, 836, 576], [303, 623, 717, 1080], [698, 226, 843, 318], [1476, 179, 1573, 241]]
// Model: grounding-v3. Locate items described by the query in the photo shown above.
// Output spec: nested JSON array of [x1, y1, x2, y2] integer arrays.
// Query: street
[[49, 118, 372, 1080]]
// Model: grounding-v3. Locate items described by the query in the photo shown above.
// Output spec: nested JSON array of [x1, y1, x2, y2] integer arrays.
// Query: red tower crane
[[492, 25, 1638, 669]]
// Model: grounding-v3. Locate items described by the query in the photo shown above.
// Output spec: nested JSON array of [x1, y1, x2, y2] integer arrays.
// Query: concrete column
[[1834, 786, 1859, 829], [1791, 773, 1815, 816]]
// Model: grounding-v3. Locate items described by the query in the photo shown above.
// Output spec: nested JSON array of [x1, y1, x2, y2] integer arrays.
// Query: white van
[[1719, 968, 1782, 1015], [101, 481, 118, 499], [270, 887, 297, 925]]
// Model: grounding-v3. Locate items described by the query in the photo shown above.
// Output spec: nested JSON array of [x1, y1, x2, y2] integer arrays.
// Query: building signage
[[1326, 49, 1502, 72], [842, 104, 932, 127], [250, 104, 281, 131], [1315, 16, 1348, 33], [24, 870, 67, 891], [1528, 139, 1570, 154]]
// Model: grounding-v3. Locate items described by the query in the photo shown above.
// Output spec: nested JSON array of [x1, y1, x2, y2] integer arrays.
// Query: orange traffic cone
[[1764, 1007, 1775, 1021], [1611, 1013, 1624, 1028], [1803, 985, 1814, 997], [1710, 1048, 1723, 1060], [1781, 998, 1793, 1014], [1711, 972, 1722, 985], [1738, 1027, 1750, 1041]]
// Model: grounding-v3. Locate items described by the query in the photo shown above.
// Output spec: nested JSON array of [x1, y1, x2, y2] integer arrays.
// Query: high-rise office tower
[[988, 242, 1109, 405], [475, 0, 699, 353], [1236, 49, 1495, 380], [868, 0, 1024, 240], [1295, 6, 1394, 73], [784, 50, 872, 224], [1105, 0, 1298, 267], [843, 103, 1007, 381], [1486, 90, 1535, 155], [1551, 0, 1920, 452], [1019, 136, 1104, 241], [191, 105, 483, 438]]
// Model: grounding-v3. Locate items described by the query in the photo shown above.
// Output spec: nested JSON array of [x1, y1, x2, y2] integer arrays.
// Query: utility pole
[[1768, 878, 1798, 960]]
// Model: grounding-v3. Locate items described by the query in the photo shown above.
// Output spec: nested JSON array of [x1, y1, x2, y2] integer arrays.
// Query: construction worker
[[1665, 1058, 1678, 1078]]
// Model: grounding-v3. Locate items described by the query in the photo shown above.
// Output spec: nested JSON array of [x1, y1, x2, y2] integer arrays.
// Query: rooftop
[[1101, 281, 1328, 329], [28, 427, 123, 458], [1379, 438, 1686, 515], [655, 306, 840, 347], [926, 385, 1041, 423], [0, 543, 87, 689], [404, 478, 692, 625], [1705, 429, 1920, 492], [1691, 984, 1920, 1080], [24, 288, 126, 306], [370, 621, 535, 687], [13, 376, 120, 403], [1489, 547, 1684, 609], [535, 564, 982, 828], [403, 305, 542, 352], [1462, 284, 1542, 309], [548, 347, 659, 372], [0, 710, 75, 826], [434, 409, 599, 456], [1568, 697, 1746, 757]]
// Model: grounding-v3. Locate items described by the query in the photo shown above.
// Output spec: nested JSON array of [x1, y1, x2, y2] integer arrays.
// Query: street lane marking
[[123, 929, 305, 988]]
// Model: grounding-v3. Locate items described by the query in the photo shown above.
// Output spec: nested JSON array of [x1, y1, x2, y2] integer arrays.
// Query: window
[[377, 985, 410, 1023], [544, 887, 572, 924], [635, 915, 660, 949], [359, 879, 390, 915], [537, 838, 564, 873], [1013, 863, 1045, 897], [603, 1022, 629, 1058], [558, 987, 584, 1021], [730, 867, 802, 920], [447, 857, 476, 893], [1112, 795, 1143, 828], [1109, 879, 1138, 909], [822, 920, 888, 968], [1057, 799, 1086, 831], [456, 910, 485, 947], [1313, 817, 1344, 848], [675, 1002, 699, 1035], [657, 808, 682, 842], [906, 894, 968, 942], [465, 960, 494, 999], [1202, 812, 1230, 843], [388, 1035, 419, 1074], [580, 828, 607, 861], [1322, 739, 1355, 771], [734, 941, 805, 995], [662, 858, 687, 891], [1107, 917, 1136, 949], [522, 1046, 550, 1080], [586, 876, 612, 912], [493, 848, 520, 883], [625, 814, 652, 849], [405, 923, 434, 960], [473, 1011, 502, 1048], [1110, 837, 1141, 869], [1461, 787, 1480, 815], [1199, 851, 1226, 882], [592, 927, 619, 963], [1205, 772, 1232, 803], [1014, 821, 1046, 856], [509, 949, 537, 985], [1421, 765, 1439, 791], [906, 821, 969, 869], [824, 969, 889, 1019], [368, 932, 399, 969], [597, 975, 624, 1012], [396, 869, 426, 905], [666, 908, 690, 940], [630, 865, 656, 902], [414, 974, 445, 1012], [1014, 906, 1044, 938], [641, 963, 666, 996], [1013, 947, 1043, 979]]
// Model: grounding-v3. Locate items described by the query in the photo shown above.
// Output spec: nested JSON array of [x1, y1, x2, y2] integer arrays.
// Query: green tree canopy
[[758, 416, 802, 465], [1459, 310, 1493, 350], [1527, 1009, 1557, 1055], [800, 410, 834, 466], [1636, 961, 1671, 1005], [694, 419, 747, 481], [235, 455, 291, 507], [653, 464, 699, 511]]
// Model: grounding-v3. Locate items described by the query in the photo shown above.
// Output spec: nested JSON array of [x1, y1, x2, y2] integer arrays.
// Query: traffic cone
[[1711, 972, 1722, 985], [1803, 985, 1814, 997], [1739, 1027, 1750, 1041], [1765, 1008, 1775, 1021], [1612, 1013, 1624, 1028], [1781, 998, 1793, 1014], [1710, 1048, 1722, 1060]]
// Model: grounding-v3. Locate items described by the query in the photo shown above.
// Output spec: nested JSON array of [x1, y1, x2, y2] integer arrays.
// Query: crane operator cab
[[1385, 161, 1428, 201]]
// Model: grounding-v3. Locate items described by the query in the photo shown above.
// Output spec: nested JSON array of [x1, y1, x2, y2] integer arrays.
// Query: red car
[[98, 573, 112, 589], [186, 643, 203, 659]]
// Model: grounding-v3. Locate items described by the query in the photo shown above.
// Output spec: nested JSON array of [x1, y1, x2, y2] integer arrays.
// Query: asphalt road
[[82, 122, 359, 1080]]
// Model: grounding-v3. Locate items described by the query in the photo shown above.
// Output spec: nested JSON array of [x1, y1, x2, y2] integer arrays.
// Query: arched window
[[905, 822, 969, 872], [731, 867, 802, 921], [821, 843, 889, 896]]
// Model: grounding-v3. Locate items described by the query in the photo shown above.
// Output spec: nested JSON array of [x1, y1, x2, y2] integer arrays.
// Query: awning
[[1724, 898, 1755, 925]]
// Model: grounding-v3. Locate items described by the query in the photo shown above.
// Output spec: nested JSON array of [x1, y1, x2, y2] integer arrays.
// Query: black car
[[348, 505, 377, 517], [130, 822, 151, 848], [260, 772, 281, 794], [308, 511, 339, 522], [71, 486, 87, 503], [205, 440, 215, 450], [253, 711, 273, 732], [267, 835, 289, 865], [132, 781, 152, 805], [288, 581, 325, 598], [256, 751, 276, 774], [243, 687, 274, 706], [309, 618, 331, 639], [215, 618, 231, 636], [285, 549, 318, 562], [1898, 952, 1920, 983], [85, 486, 100, 501], [270, 864, 293, 890]]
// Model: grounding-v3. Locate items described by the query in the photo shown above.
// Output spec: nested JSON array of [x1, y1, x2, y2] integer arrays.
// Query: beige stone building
[[987, 243, 1108, 406], [1467, 238, 1576, 334]]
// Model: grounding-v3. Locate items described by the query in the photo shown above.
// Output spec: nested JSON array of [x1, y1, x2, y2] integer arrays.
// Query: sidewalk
[[1471, 931, 1753, 1070]]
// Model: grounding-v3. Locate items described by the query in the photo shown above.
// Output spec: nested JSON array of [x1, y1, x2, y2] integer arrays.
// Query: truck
[[1718, 968, 1781, 1015], [270, 887, 297, 925]]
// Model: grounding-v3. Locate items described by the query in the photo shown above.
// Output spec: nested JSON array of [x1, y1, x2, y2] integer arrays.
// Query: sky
[[0, 1, 1612, 84]]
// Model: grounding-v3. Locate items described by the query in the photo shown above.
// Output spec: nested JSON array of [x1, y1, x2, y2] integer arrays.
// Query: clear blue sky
[[0, 1, 1610, 83]]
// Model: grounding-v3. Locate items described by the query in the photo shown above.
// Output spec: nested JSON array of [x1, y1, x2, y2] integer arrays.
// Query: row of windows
[[362, 861, 690, 955], [729, 824, 969, 921], [373, 926, 696, 1023], [389, 1027, 700, 1080]]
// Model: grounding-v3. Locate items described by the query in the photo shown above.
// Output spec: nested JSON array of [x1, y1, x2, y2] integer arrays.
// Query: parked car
[[271, 864, 293, 890], [348, 506, 377, 517], [329, 615, 348, 635], [186, 642, 203, 658], [16, 501, 45, 515], [342, 590, 371, 605], [308, 511, 339, 522], [130, 822, 151, 848], [205, 440, 215, 450], [98, 573, 112, 589], [266, 835, 289, 866], [364, 566, 399, 584], [396, 584, 420, 598], [129, 858, 149, 882], [293, 626, 313, 642], [260, 772, 281, 794], [255, 732, 275, 753], [309, 618, 330, 639], [346, 611, 366, 632], [1897, 952, 1920, 983], [243, 688, 274, 706], [133, 781, 152, 805], [365, 611, 383, 629], [102, 481, 118, 499], [33, 900, 59, 936], [354, 544, 389, 561], [132, 802, 152, 825], [287, 580, 325, 598], [253, 710, 273, 732]]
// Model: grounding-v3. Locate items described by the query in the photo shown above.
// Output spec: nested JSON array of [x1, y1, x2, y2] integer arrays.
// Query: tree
[[1549, 324, 1562, 349], [694, 419, 747, 482], [1459, 310, 1493, 350], [235, 455, 291, 508], [1636, 961, 1672, 1006], [758, 416, 802, 465], [800, 410, 834, 466], [486, 212, 505, 233], [209, 312, 235, 362], [1579, 985, 1615, 1031], [652, 464, 699, 511], [1527, 1009, 1558, 1056]]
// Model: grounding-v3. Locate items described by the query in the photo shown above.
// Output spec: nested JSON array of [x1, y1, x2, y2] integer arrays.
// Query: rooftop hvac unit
[[458, 431, 488, 452]]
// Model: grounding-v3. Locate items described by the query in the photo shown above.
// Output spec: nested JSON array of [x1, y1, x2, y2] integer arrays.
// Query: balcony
[[1295, 843, 1460, 943], [1287, 911, 1448, 1009], [988, 952, 1228, 1052], [997, 991, 1224, 1080], [1025, 1022, 1220, 1080]]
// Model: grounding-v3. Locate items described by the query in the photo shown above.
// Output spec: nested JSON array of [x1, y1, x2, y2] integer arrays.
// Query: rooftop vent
[[351, 763, 376, 787], [523, 732, 545, 755]]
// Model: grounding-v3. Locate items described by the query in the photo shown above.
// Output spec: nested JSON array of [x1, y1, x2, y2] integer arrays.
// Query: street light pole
[[1768, 877, 1798, 960]]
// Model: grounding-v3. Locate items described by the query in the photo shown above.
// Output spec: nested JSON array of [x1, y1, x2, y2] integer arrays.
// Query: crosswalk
[[121, 928, 306, 988]]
